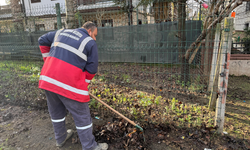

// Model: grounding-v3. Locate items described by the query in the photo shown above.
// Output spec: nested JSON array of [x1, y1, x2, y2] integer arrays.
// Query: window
[[35, 24, 45, 31], [246, 2, 250, 12], [31, 0, 41, 3], [92, 20, 112, 28], [138, 19, 142, 25], [54, 23, 66, 30], [244, 23, 249, 30], [101, 19, 113, 27]]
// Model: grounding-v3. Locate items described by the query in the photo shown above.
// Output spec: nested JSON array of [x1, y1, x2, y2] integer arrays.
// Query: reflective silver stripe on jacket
[[42, 53, 49, 58], [51, 117, 65, 123], [59, 32, 80, 41], [53, 42, 87, 61], [39, 75, 89, 95], [85, 79, 91, 83], [76, 123, 92, 130], [51, 29, 63, 47], [78, 37, 93, 53], [63, 29, 83, 38]]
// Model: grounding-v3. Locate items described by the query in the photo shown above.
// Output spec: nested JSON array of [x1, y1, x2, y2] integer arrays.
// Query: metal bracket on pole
[[219, 72, 225, 77], [224, 28, 230, 32]]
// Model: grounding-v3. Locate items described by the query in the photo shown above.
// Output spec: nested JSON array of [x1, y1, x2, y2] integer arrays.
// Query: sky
[[0, 0, 7, 6]]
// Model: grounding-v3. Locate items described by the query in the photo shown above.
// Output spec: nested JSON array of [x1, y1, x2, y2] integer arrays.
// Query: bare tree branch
[[213, 0, 224, 14], [203, 0, 216, 29], [96, 9, 105, 27], [185, 0, 243, 60], [189, 42, 202, 64]]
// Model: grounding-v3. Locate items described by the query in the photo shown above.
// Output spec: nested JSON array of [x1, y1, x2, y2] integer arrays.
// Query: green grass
[[0, 60, 42, 74], [0, 60, 41, 83]]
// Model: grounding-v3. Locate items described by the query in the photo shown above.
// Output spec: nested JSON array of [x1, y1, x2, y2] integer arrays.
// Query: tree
[[137, 0, 178, 23], [112, 0, 247, 84], [185, 0, 246, 63], [10, 0, 23, 32], [112, 0, 133, 25], [177, 0, 189, 84], [65, 0, 75, 29], [153, 1, 177, 23], [112, 0, 177, 24], [96, 9, 105, 27]]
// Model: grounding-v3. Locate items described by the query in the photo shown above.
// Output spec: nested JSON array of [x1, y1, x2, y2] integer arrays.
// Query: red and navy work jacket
[[38, 28, 98, 102]]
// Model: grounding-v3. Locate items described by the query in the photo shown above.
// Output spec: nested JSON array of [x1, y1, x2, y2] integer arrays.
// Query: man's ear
[[87, 29, 92, 35]]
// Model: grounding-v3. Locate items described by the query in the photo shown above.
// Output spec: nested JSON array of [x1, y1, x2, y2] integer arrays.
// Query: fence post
[[209, 23, 221, 110], [214, 17, 234, 133], [55, 3, 62, 29], [137, 7, 138, 25], [208, 23, 221, 91], [78, 14, 82, 27]]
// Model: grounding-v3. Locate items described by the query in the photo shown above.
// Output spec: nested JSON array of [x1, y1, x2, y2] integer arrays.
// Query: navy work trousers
[[45, 90, 97, 150]]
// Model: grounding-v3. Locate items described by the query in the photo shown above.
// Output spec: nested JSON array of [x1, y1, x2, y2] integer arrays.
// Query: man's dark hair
[[82, 21, 97, 31]]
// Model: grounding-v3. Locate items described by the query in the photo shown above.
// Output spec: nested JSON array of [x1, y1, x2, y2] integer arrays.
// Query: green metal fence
[[0, 0, 235, 131]]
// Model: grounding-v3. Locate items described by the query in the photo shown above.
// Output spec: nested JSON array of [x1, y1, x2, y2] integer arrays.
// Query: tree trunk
[[11, 0, 23, 32], [128, 0, 133, 53], [65, 0, 75, 29], [127, 0, 133, 25], [178, 0, 189, 84]]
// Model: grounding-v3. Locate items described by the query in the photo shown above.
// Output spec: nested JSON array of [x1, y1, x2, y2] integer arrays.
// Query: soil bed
[[0, 60, 249, 149]]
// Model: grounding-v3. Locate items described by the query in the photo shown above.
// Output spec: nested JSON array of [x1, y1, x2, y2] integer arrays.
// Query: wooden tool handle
[[89, 93, 136, 126]]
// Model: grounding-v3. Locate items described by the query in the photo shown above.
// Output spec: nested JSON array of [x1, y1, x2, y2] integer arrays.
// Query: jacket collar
[[78, 28, 89, 36]]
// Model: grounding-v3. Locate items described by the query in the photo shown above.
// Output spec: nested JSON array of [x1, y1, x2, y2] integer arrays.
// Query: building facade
[[0, 0, 155, 32]]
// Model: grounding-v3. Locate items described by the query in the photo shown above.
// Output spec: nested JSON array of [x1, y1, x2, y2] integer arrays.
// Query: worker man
[[38, 21, 108, 150]]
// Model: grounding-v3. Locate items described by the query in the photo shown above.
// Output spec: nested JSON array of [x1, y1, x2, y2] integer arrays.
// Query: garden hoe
[[89, 93, 145, 142]]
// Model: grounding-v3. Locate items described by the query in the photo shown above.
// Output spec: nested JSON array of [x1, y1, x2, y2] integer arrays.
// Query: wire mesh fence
[[0, 0, 236, 130]]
